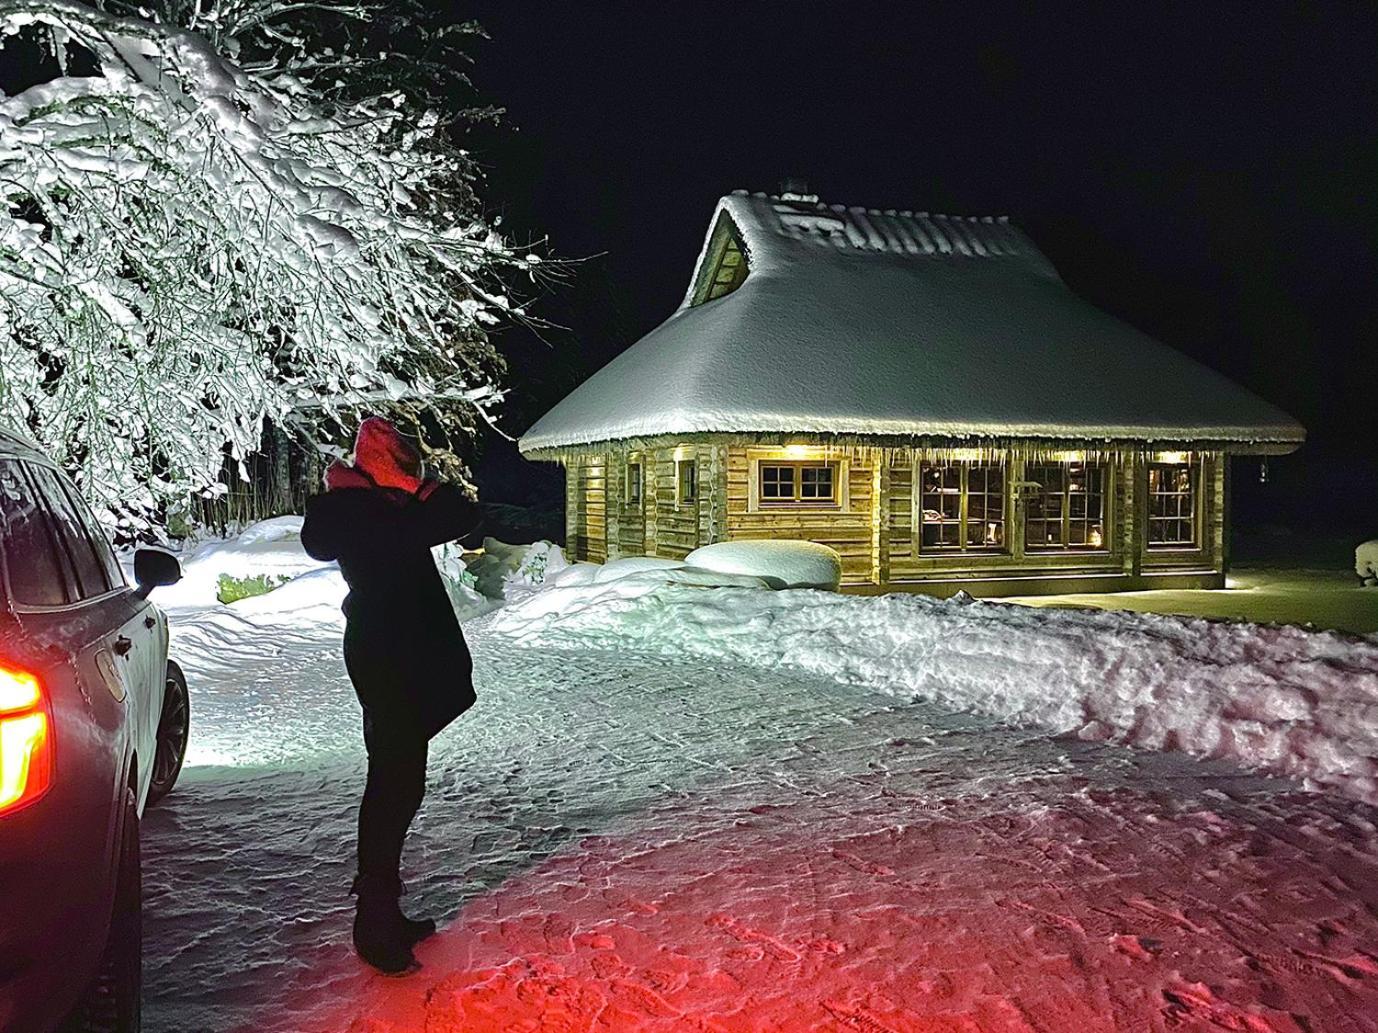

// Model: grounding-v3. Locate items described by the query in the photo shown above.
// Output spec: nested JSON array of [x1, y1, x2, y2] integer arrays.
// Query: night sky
[[460, 2, 1376, 540]]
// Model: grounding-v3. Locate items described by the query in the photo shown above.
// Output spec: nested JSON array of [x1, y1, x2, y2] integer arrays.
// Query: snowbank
[[1357, 540, 1378, 586], [488, 578, 1378, 802], [686, 539, 842, 590]]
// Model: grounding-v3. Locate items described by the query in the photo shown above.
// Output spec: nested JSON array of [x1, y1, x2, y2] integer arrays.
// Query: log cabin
[[518, 189, 1304, 596]]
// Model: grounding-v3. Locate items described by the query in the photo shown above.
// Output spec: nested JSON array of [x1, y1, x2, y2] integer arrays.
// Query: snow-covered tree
[[0, 0, 540, 533]]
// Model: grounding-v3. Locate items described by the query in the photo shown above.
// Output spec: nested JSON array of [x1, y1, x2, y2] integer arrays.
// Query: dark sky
[[460, 3, 1376, 529]]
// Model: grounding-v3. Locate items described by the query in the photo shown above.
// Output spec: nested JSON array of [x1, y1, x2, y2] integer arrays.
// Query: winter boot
[[350, 875, 419, 974]]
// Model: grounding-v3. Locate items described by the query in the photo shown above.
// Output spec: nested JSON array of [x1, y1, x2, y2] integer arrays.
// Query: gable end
[[688, 212, 749, 306]]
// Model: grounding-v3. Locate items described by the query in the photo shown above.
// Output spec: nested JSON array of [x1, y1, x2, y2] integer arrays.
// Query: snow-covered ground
[[139, 528, 1378, 1030]]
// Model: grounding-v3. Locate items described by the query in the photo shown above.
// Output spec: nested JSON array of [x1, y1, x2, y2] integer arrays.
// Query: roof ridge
[[729, 188, 1011, 224]]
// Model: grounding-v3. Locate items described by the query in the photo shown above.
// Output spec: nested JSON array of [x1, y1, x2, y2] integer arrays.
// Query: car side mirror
[[133, 548, 182, 599]]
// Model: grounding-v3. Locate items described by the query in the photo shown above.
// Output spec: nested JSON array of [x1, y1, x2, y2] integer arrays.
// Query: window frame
[[1023, 461, 1111, 553], [676, 458, 697, 506], [915, 459, 1009, 555], [1145, 456, 1201, 551], [756, 460, 840, 508], [625, 459, 643, 507]]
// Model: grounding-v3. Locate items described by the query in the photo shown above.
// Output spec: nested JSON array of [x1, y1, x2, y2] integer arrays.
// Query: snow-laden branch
[[0, 1, 542, 532]]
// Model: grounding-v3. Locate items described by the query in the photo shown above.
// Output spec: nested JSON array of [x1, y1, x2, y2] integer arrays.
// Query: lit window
[[758, 462, 838, 506], [1147, 459, 1197, 548], [677, 459, 697, 504], [1025, 463, 1107, 550], [626, 461, 643, 505], [919, 461, 1006, 552]]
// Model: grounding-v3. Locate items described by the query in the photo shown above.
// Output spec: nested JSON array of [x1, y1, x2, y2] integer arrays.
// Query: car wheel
[[63, 787, 141, 1033], [146, 661, 189, 807]]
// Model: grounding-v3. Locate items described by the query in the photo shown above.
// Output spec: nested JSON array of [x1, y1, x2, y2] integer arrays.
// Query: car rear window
[[0, 458, 69, 607]]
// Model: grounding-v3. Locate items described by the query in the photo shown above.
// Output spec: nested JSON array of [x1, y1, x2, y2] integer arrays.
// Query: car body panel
[[0, 441, 175, 1033]]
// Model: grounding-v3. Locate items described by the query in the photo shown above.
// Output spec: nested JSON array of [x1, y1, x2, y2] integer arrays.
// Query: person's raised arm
[[405, 481, 482, 549]]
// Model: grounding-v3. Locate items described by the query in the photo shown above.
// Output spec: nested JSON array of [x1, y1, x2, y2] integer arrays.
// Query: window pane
[[30, 467, 111, 599], [679, 460, 697, 502], [1147, 461, 1196, 547], [57, 475, 124, 589], [761, 465, 793, 499], [1027, 462, 1107, 551], [919, 461, 1004, 553], [0, 459, 70, 606]]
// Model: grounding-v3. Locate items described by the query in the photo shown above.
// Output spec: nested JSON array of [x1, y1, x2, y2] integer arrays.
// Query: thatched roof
[[520, 191, 1304, 456]]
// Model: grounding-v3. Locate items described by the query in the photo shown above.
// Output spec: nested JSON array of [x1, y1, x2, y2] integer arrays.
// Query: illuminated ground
[[141, 612, 1378, 1032], [1008, 563, 1378, 635]]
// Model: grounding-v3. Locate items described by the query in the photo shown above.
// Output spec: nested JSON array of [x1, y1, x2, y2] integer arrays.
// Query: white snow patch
[[231, 516, 305, 546], [546, 562, 602, 588], [490, 578, 1378, 802], [593, 556, 687, 582], [686, 538, 842, 590]]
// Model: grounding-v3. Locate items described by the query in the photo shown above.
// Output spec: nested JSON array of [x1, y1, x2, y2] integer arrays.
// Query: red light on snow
[[0, 664, 52, 814]]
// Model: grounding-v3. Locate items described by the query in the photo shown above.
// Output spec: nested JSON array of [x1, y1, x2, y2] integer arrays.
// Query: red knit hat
[[324, 417, 427, 494]]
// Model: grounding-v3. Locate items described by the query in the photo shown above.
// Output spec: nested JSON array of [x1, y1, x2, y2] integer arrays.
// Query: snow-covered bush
[[0, 1, 540, 532], [215, 572, 291, 604], [464, 538, 566, 601], [507, 540, 568, 593], [1358, 540, 1378, 586], [686, 540, 843, 591]]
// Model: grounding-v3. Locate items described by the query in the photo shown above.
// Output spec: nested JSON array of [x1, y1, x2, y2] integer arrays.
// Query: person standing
[[301, 417, 480, 973]]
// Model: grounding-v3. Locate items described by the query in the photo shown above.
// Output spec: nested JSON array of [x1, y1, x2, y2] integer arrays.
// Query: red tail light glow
[[0, 664, 51, 814]]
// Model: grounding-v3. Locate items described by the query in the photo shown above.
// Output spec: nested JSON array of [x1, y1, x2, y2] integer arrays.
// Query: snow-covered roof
[[520, 191, 1304, 455]]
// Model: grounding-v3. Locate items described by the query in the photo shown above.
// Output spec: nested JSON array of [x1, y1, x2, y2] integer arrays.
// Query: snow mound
[[489, 580, 1378, 803], [233, 516, 304, 546], [686, 539, 842, 590], [546, 563, 602, 588], [1357, 540, 1378, 586], [594, 556, 686, 582], [149, 522, 333, 609]]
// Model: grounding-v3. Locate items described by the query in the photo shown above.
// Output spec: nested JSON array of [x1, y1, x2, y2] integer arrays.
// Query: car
[[0, 429, 189, 1033]]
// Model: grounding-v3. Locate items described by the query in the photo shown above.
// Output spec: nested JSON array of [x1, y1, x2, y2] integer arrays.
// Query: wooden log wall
[[723, 447, 875, 585], [561, 443, 1225, 587]]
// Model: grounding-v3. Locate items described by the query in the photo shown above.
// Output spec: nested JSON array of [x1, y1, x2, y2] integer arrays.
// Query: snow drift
[[686, 539, 842, 590], [488, 573, 1378, 802]]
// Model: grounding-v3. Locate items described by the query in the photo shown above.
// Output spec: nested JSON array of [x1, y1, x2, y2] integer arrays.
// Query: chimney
[[778, 177, 819, 204]]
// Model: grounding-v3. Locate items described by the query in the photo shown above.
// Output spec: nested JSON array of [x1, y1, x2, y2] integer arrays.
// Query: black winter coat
[[301, 483, 481, 743]]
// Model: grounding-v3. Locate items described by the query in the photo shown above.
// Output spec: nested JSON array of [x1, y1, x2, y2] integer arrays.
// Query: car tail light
[[0, 664, 51, 815]]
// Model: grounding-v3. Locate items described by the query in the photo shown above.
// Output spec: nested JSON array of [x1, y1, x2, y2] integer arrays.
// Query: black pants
[[358, 714, 429, 884]]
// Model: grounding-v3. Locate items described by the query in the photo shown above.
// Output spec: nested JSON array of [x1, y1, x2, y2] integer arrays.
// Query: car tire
[[63, 787, 141, 1033], [146, 661, 189, 807]]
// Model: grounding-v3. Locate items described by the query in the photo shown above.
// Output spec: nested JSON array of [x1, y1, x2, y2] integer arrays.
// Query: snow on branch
[[0, 0, 541, 532]]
